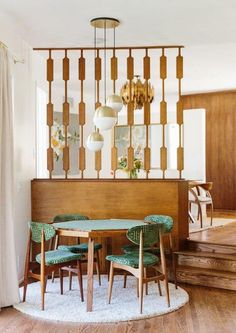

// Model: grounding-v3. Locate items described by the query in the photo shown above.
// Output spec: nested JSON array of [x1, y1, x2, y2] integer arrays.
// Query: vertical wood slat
[[176, 48, 184, 177], [111, 55, 118, 81], [160, 49, 167, 178], [78, 51, 86, 177], [95, 151, 102, 178], [95, 50, 102, 178], [47, 52, 54, 178], [127, 145, 134, 175], [127, 50, 134, 176], [111, 50, 118, 177], [144, 50, 151, 177], [63, 51, 70, 178]]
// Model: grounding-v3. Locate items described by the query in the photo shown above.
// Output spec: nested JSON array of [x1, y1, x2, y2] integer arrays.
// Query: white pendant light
[[106, 94, 123, 113], [94, 105, 117, 130], [86, 131, 104, 152]]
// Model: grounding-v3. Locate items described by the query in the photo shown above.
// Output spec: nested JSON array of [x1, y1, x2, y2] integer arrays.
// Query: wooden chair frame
[[189, 182, 213, 228], [23, 228, 84, 310], [52, 233, 101, 288], [108, 229, 170, 314]]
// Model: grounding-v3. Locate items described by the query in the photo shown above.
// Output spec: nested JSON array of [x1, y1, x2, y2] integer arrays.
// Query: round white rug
[[14, 275, 189, 323]]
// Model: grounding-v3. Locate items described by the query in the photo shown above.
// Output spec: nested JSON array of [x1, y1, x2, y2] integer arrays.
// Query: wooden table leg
[[87, 237, 94, 312]]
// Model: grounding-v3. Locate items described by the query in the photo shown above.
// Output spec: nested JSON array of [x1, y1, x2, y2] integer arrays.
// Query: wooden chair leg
[[136, 278, 139, 298], [139, 271, 144, 314], [44, 275, 48, 293], [169, 234, 178, 289], [23, 278, 28, 302], [173, 252, 178, 289], [108, 262, 114, 304], [41, 268, 45, 311], [144, 268, 148, 295], [69, 270, 72, 290], [59, 268, 63, 295], [157, 280, 162, 296], [123, 272, 127, 288], [51, 235, 59, 283], [77, 261, 84, 302], [23, 232, 31, 302], [95, 251, 101, 286], [198, 203, 203, 228], [210, 203, 214, 226], [160, 233, 170, 307]]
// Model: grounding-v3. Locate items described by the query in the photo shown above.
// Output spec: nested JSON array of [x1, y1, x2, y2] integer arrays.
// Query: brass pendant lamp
[[120, 75, 154, 110], [87, 17, 122, 151]]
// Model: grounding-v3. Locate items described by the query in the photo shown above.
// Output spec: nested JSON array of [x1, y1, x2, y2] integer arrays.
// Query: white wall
[[0, 11, 45, 280], [182, 109, 206, 180]]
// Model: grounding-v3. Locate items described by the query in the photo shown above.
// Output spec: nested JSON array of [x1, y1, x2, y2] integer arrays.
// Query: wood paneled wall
[[32, 179, 188, 272], [182, 90, 236, 210]]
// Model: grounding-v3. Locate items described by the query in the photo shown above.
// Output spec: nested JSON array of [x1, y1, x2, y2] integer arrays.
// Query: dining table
[[52, 218, 147, 311]]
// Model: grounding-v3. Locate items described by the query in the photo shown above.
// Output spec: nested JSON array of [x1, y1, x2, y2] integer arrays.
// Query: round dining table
[[53, 218, 146, 312]]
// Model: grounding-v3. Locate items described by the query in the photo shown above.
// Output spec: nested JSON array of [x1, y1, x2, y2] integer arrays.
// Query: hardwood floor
[[189, 221, 236, 246], [0, 284, 236, 333]]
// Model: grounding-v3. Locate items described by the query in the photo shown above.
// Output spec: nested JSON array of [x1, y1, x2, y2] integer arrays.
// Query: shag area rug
[[14, 275, 189, 323]]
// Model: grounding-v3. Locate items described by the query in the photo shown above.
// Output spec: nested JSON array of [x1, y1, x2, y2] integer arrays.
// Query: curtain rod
[[33, 45, 184, 51], [0, 41, 25, 64]]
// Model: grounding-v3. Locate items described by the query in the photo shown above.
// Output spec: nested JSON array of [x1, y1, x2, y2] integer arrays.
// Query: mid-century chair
[[106, 224, 170, 314], [122, 215, 177, 288], [189, 182, 213, 228], [53, 214, 102, 288], [23, 222, 84, 310]]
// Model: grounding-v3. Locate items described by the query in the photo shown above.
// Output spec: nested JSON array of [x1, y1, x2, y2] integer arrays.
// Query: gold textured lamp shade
[[120, 75, 154, 110]]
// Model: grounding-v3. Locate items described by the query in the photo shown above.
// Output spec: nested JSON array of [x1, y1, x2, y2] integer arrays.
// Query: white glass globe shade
[[86, 132, 104, 152], [106, 94, 123, 113], [93, 105, 117, 131]]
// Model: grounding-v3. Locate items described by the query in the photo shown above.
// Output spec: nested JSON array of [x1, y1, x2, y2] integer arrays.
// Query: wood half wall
[[32, 179, 188, 272], [182, 90, 236, 211]]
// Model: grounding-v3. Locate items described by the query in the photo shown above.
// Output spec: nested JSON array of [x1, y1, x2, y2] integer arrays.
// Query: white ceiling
[[1, 0, 236, 48]]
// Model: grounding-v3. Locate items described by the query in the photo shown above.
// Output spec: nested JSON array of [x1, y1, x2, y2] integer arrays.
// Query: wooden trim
[[34, 45, 184, 51]]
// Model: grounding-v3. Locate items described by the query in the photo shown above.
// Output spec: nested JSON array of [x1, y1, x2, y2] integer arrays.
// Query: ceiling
[[1, 0, 236, 48]]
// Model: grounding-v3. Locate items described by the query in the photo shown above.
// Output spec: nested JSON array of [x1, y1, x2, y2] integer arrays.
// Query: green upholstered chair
[[53, 214, 102, 287], [122, 215, 177, 288], [106, 223, 170, 314], [23, 222, 84, 310]]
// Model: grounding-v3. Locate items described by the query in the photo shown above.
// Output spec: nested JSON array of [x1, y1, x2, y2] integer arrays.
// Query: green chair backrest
[[53, 214, 89, 222], [29, 221, 56, 243], [144, 215, 173, 233], [127, 224, 163, 247]]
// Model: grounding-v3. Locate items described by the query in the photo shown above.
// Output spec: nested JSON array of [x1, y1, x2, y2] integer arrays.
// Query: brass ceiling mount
[[90, 17, 120, 29]]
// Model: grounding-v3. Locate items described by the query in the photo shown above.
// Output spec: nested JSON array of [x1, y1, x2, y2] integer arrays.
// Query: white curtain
[[0, 45, 19, 308]]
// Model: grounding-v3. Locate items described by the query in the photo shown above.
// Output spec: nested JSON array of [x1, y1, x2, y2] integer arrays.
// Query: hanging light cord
[[94, 26, 97, 108], [104, 19, 106, 105], [113, 26, 116, 94]]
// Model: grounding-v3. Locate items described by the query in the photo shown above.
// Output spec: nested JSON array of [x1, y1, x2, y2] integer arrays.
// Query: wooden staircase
[[175, 223, 236, 291]]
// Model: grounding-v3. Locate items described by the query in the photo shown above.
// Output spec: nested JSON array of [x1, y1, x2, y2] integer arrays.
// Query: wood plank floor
[[189, 221, 236, 246], [0, 284, 236, 333]]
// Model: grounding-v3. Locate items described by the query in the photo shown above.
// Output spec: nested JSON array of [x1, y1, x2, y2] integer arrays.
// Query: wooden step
[[187, 239, 236, 255], [175, 250, 236, 272], [176, 265, 236, 291]]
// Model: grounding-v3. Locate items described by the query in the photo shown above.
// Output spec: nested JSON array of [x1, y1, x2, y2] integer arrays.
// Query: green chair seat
[[122, 244, 160, 255], [53, 214, 89, 222], [36, 250, 84, 266], [144, 215, 173, 233], [58, 243, 102, 253], [106, 252, 159, 268]]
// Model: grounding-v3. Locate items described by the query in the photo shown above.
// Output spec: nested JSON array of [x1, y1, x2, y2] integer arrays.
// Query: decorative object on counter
[[118, 156, 143, 178]]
